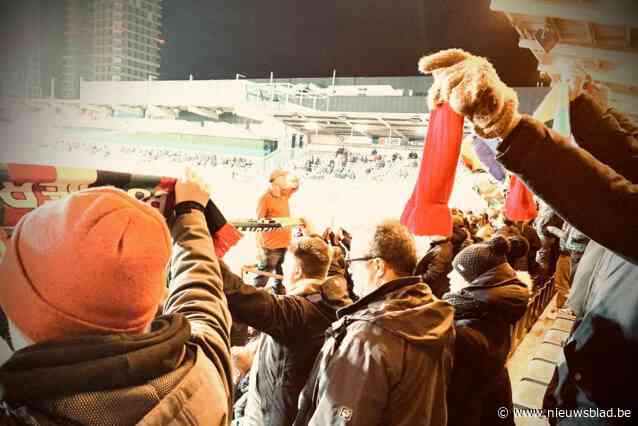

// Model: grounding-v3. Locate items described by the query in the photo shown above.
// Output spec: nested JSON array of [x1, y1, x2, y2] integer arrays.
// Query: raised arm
[[497, 116, 638, 263], [569, 93, 638, 181], [163, 174, 234, 416], [219, 260, 315, 343]]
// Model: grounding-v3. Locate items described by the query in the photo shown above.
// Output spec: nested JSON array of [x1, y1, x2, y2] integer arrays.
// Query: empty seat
[[543, 329, 569, 347], [533, 343, 563, 365], [514, 415, 550, 426], [556, 311, 576, 321], [523, 359, 556, 385], [551, 318, 575, 334], [514, 378, 547, 409]]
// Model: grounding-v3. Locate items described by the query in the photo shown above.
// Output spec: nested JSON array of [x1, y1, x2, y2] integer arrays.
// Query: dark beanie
[[452, 236, 510, 283], [507, 235, 529, 261], [495, 227, 530, 264]]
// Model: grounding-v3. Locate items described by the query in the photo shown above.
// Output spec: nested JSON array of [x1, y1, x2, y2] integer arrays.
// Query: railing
[[509, 278, 557, 358]]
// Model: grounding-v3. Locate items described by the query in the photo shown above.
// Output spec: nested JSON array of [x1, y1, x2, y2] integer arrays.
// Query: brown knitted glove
[[418, 49, 521, 139]]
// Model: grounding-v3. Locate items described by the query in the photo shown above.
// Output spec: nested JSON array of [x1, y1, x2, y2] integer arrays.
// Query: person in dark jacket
[[452, 215, 474, 256], [0, 177, 234, 425], [414, 235, 454, 298], [520, 219, 542, 277], [444, 236, 530, 426], [534, 203, 564, 284], [419, 48, 638, 424], [495, 225, 530, 271], [220, 233, 352, 426], [295, 219, 455, 426]]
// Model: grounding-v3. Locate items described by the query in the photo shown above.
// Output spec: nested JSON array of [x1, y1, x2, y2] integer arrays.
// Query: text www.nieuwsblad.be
[[497, 407, 632, 420]]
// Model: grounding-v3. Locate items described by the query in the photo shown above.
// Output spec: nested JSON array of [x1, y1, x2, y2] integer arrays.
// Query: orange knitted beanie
[[0, 187, 171, 343]]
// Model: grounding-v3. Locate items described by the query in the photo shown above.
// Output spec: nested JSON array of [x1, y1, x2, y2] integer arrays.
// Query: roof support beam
[[539, 62, 638, 89], [491, 0, 638, 28], [376, 117, 406, 139], [545, 17, 562, 42], [519, 39, 638, 67]]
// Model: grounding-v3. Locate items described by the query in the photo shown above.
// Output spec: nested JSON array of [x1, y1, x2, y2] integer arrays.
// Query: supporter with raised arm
[[255, 169, 300, 294], [295, 219, 454, 426], [419, 48, 638, 423], [0, 171, 234, 425], [414, 234, 454, 298], [220, 219, 352, 426]]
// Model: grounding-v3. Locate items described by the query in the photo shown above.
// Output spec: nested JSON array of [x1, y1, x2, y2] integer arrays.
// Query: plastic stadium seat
[[514, 378, 547, 409], [532, 343, 563, 365], [556, 311, 577, 321], [523, 359, 556, 385], [543, 329, 569, 347], [550, 318, 575, 334], [514, 416, 550, 426]]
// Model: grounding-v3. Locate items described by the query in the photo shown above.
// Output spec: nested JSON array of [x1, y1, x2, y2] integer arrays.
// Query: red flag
[[505, 175, 538, 222], [401, 103, 465, 236]]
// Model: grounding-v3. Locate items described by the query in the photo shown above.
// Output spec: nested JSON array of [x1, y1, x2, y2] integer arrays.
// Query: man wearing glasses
[[295, 219, 455, 426]]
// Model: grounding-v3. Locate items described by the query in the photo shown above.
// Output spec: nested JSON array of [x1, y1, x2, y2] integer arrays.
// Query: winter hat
[[495, 227, 529, 263], [0, 187, 172, 343], [506, 235, 529, 262], [452, 236, 510, 283]]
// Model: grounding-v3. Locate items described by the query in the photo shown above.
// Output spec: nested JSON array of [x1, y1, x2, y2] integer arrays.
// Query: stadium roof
[[272, 111, 474, 140], [491, 0, 638, 117]]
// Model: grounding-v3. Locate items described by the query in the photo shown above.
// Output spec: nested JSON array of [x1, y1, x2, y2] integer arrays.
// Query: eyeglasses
[[345, 256, 380, 267]]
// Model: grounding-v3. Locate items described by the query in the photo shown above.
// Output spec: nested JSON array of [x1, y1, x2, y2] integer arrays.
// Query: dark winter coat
[[414, 238, 454, 298], [497, 93, 638, 417], [451, 225, 473, 256], [443, 263, 529, 426], [534, 205, 564, 279], [294, 276, 455, 426], [520, 222, 542, 275], [0, 210, 234, 425], [220, 263, 352, 426]]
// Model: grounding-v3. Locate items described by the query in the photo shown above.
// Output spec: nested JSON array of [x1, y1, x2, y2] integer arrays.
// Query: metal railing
[[509, 278, 557, 358]]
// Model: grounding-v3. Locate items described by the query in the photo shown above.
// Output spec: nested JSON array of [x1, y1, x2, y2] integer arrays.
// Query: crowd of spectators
[[45, 139, 256, 175], [292, 148, 419, 181], [0, 51, 636, 426]]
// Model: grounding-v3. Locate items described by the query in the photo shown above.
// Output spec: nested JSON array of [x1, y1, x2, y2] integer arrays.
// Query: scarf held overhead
[[401, 103, 465, 236], [0, 163, 242, 258]]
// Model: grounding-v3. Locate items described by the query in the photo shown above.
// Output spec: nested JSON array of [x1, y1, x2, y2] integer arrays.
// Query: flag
[[504, 175, 538, 221], [401, 103, 465, 236]]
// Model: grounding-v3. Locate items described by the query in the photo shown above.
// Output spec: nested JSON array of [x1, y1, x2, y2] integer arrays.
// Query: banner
[[0, 163, 242, 258]]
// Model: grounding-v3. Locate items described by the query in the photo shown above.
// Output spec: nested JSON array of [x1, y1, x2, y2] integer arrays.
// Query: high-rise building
[[0, 0, 44, 98], [61, 0, 163, 99]]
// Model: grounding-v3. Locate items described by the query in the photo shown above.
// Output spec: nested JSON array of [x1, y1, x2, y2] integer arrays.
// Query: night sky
[[160, 0, 539, 86]]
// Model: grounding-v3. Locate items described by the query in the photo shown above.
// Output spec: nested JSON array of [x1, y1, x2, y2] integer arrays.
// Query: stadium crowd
[[294, 148, 419, 181], [47, 139, 255, 173], [0, 50, 636, 426]]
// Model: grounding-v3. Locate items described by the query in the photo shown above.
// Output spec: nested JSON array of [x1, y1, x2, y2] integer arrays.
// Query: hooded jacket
[[294, 276, 455, 426], [0, 209, 234, 425], [220, 263, 352, 426], [497, 93, 638, 416], [443, 263, 529, 426]]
